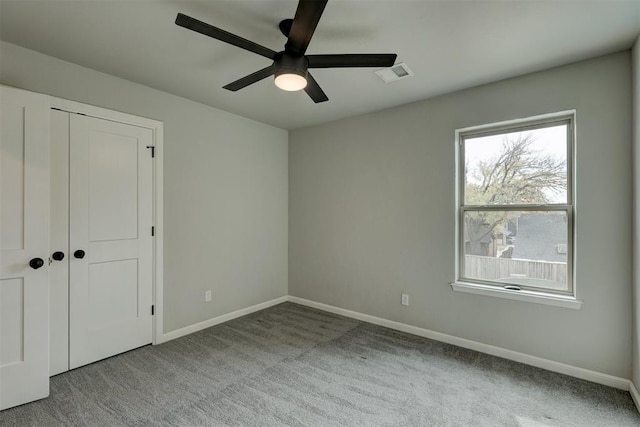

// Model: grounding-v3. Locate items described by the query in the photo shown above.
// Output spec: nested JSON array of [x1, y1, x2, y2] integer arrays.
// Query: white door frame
[[50, 97, 165, 345]]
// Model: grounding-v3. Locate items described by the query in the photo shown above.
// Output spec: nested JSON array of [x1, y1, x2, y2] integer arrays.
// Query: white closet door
[[0, 86, 50, 410], [49, 109, 70, 376], [69, 114, 153, 369]]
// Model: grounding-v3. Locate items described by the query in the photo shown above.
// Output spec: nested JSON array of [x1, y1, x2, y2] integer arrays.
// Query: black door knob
[[74, 250, 85, 259], [52, 251, 65, 261], [29, 258, 45, 269]]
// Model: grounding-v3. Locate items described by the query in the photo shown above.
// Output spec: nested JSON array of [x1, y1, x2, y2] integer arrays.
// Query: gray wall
[[290, 52, 633, 378], [4, 40, 634, 379], [0, 41, 288, 334], [633, 36, 640, 388]]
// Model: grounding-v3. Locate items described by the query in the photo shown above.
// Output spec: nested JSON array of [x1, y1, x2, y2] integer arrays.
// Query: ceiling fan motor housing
[[274, 53, 309, 79]]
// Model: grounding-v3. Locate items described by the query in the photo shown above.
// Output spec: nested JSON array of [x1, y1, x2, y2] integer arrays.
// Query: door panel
[[0, 278, 24, 365], [88, 259, 139, 329], [0, 86, 50, 410], [88, 132, 139, 241], [69, 114, 153, 369], [0, 103, 24, 250]]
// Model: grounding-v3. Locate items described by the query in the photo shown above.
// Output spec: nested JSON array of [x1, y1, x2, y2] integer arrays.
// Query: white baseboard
[[288, 296, 630, 391], [630, 382, 640, 413], [153, 294, 631, 393], [157, 296, 288, 344]]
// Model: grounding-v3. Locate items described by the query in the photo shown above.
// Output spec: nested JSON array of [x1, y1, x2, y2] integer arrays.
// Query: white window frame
[[452, 111, 582, 309]]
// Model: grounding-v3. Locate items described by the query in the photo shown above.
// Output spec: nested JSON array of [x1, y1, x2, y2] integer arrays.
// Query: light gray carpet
[[1, 302, 638, 426]]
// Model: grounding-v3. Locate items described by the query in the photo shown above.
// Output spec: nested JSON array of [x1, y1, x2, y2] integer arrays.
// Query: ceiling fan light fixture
[[274, 70, 307, 91], [274, 54, 309, 91]]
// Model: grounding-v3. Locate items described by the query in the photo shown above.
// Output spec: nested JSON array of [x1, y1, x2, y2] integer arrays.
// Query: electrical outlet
[[401, 293, 409, 306], [205, 290, 212, 302]]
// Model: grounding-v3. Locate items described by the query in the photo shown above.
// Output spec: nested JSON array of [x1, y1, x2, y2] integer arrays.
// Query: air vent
[[375, 62, 413, 83]]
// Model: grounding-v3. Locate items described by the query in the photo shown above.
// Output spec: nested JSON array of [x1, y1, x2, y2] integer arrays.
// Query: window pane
[[462, 210, 569, 292], [464, 124, 568, 205]]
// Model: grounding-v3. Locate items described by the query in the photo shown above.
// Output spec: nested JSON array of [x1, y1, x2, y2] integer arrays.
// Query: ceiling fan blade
[[307, 54, 397, 68], [304, 72, 328, 103], [175, 13, 277, 60], [223, 65, 276, 91], [286, 0, 328, 55]]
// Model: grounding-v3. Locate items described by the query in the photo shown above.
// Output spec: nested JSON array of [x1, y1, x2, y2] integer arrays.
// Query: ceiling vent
[[375, 62, 413, 83]]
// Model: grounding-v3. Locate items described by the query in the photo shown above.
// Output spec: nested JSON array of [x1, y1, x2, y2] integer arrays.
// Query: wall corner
[[632, 33, 640, 391]]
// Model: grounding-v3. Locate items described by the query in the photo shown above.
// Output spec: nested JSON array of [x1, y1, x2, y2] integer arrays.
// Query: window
[[455, 112, 574, 299]]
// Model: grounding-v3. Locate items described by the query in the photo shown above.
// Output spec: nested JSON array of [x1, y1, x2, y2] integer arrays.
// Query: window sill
[[450, 282, 583, 309]]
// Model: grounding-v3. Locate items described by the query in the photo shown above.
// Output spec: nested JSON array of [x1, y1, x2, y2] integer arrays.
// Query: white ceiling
[[1, 0, 639, 130]]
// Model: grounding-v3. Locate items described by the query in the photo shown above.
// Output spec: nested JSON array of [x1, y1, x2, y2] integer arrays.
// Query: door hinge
[[151, 305, 155, 316], [151, 226, 155, 236], [146, 145, 155, 158]]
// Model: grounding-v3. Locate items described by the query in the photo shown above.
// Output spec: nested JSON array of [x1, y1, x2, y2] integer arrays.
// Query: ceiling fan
[[175, 0, 397, 103]]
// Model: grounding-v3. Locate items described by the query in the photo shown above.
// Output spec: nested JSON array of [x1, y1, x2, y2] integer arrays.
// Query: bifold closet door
[[69, 114, 153, 369], [0, 86, 50, 410], [49, 109, 70, 376]]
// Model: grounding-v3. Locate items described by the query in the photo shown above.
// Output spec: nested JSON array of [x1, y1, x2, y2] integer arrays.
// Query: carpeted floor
[[1, 302, 638, 426]]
